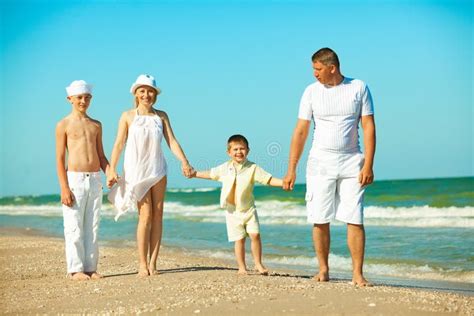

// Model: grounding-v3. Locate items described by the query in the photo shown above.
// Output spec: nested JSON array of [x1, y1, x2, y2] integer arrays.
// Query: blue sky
[[0, 0, 472, 196]]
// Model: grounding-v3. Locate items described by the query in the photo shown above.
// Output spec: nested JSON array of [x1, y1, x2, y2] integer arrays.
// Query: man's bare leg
[[249, 233, 268, 275], [70, 272, 90, 281], [234, 238, 247, 275], [148, 177, 167, 275], [313, 223, 330, 281], [137, 191, 153, 277], [347, 223, 371, 286]]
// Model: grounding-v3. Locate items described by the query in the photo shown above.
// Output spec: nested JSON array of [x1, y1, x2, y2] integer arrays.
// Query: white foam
[[196, 249, 474, 283], [167, 187, 218, 193], [1, 202, 473, 228], [364, 206, 474, 228]]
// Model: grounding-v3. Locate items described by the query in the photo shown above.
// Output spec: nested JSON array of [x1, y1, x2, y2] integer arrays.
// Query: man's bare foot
[[137, 267, 149, 277], [351, 275, 373, 287], [70, 272, 90, 281], [254, 265, 269, 276], [87, 272, 104, 280], [237, 268, 248, 275], [313, 271, 329, 282]]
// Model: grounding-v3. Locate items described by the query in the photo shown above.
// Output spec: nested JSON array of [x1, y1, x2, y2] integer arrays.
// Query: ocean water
[[1, 177, 473, 292]]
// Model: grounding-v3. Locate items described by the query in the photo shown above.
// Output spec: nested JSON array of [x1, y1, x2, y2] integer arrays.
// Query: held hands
[[358, 166, 374, 186], [181, 162, 195, 178], [106, 169, 119, 188], [61, 187, 75, 207], [282, 172, 296, 191]]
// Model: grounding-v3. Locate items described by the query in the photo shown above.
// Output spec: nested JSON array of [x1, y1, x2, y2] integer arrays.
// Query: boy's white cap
[[66, 80, 93, 96], [130, 74, 161, 95]]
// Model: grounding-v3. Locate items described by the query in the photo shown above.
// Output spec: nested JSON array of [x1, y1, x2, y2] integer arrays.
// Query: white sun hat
[[130, 74, 161, 95], [66, 80, 93, 96]]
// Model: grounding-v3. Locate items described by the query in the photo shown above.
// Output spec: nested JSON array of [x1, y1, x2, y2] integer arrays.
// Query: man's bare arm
[[283, 119, 311, 191], [359, 115, 376, 186]]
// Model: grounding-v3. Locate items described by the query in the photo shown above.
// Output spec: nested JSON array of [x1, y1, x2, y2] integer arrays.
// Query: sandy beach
[[0, 228, 472, 315]]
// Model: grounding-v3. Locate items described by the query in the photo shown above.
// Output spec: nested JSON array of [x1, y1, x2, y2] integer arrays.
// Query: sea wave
[[0, 203, 473, 228], [167, 187, 218, 193], [194, 250, 474, 284]]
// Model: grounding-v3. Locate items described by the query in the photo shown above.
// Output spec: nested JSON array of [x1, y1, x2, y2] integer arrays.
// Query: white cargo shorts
[[305, 151, 366, 225]]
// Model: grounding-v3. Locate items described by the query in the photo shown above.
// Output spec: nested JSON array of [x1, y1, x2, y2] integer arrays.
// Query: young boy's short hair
[[227, 134, 249, 149]]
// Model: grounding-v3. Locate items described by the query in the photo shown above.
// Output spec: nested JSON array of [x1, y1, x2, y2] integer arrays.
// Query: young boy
[[192, 134, 283, 275], [55, 80, 109, 281]]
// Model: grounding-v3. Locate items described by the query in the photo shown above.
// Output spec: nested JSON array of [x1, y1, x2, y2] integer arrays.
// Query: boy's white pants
[[63, 171, 102, 274]]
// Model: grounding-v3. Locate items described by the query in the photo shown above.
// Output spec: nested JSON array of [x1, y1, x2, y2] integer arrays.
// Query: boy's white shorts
[[305, 151, 366, 225], [225, 206, 260, 242]]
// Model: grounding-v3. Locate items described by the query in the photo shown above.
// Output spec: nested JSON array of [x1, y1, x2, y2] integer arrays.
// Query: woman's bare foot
[[351, 275, 373, 287], [87, 272, 104, 280], [313, 271, 329, 282], [70, 272, 90, 281], [137, 266, 149, 277], [254, 264, 269, 276]]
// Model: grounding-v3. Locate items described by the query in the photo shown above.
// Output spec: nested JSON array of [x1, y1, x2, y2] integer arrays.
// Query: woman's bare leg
[[148, 177, 167, 274], [137, 190, 153, 277]]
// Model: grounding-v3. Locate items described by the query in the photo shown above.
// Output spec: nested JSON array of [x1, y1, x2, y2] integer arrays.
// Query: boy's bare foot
[[237, 268, 248, 276], [254, 265, 269, 276], [351, 275, 373, 287], [137, 267, 149, 277], [313, 271, 329, 282], [87, 272, 104, 279], [70, 272, 90, 281], [148, 267, 159, 276]]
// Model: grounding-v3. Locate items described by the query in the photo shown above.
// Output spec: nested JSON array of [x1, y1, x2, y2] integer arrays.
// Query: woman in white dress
[[107, 74, 194, 277]]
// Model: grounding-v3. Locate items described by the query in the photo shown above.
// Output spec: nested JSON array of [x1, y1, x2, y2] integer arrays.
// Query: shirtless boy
[[56, 80, 109, 281]]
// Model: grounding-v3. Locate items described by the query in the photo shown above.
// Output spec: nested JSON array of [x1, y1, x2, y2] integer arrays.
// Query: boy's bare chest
[[66, 121, 98, 142]]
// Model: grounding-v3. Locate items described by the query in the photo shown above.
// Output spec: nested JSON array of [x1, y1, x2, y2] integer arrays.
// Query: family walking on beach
[[56, 48, 376, 286]]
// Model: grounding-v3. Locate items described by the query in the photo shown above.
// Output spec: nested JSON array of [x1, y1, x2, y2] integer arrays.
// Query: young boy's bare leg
[[249, 233, 268, 275], [70, 272, 90, 281], [137, 191, 153, 277], [148, 177, 167, 275], [234, 238, 247, 275]]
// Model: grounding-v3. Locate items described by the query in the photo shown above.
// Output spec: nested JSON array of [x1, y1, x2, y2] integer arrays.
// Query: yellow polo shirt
[[210, 160, 272, 212]]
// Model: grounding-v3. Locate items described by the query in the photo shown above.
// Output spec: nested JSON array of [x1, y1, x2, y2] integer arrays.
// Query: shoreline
[[0, 228, 472, 315], [2, 225, 473, 295]]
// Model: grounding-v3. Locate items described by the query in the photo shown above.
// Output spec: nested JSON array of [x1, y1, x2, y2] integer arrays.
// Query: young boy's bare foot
[[70, 272, 90, 281], [351, 275, 373, 287], [137, 267, 149, 277], [313, 271, 329, 282], [254, 265, 269, 276], [87, 272, 104, 280], [237, 268, 248, 276]]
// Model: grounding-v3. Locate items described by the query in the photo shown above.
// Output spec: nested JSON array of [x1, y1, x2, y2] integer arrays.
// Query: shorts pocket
[[70, 186, 85, 200], [90, 181, 103, 196]]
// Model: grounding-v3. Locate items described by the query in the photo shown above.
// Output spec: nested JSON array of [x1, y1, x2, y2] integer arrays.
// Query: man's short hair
[[227, 134, 249, 149], [311, 47, 340, 68]]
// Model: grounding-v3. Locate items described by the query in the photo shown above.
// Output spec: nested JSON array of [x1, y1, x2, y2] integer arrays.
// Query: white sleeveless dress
[[108, 110, 167, 220]]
